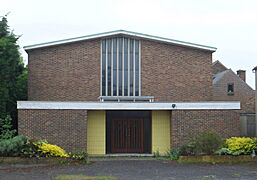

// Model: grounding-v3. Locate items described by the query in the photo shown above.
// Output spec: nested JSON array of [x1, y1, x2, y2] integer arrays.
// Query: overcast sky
[[1, 0, 257, 88]]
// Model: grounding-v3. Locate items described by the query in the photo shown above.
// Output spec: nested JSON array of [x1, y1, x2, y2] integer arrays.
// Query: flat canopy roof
[[24, 30, 217, 52], [17, 101, 240, 110]]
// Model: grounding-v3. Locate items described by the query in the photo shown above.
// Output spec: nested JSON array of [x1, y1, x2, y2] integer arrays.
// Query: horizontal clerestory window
[[101, 37, 140, 97]]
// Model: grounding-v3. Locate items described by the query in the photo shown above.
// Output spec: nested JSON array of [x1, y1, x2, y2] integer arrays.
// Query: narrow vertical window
[[124, 38, 128, 96], [102, 40, 106, 96], [107, 39, 112, 96], [101, 37, 140, 97], [118, 38, 123, 96], [113, 39, 117, 96], [129, 40, 134, 96], [135, 40, 140, 96]]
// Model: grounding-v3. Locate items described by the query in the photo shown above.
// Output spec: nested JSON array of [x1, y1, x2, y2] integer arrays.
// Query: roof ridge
[[212, 60, 228, 70], [24, 30, 217, 52]]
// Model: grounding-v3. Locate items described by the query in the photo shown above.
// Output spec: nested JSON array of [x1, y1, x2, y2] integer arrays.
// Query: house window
[[227, 83, 234, 95], [101, 37, 140, 96]]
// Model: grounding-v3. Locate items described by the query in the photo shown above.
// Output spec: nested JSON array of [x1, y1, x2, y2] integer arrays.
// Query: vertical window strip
[[116, 38, 119, 96], [133, 39, 136, 96], [105, 39, 108, 96], [100, 40, 103, 96], [139, 40, 141, 96], [124, 38, 128, 96], [128, 38, 130, 96], [135, 40, 139, 96], [102, 40, 106, 96], [129, 40, 134, 96], [111, 39, 113, 96], [112, 39, 117, 96], [118, 38, 122, 96], [101, 38, 140, 97], [122, 37, 125, 96], [108, 39, 112, 96]]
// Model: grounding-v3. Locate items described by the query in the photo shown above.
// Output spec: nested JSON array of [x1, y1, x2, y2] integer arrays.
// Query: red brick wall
[[141, 39, 213, 101], [171, 110, 240, 148], [18, 109, 87, 152], [27, 39, 100, 101], [27, 37, 213, 102]]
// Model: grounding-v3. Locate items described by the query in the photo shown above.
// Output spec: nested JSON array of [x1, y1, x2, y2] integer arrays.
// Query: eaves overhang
[[23, 30, 217, 52]]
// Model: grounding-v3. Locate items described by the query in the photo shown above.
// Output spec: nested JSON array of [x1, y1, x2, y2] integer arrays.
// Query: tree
[[0, 14, 27, 130], [0, 115, 16, 139]]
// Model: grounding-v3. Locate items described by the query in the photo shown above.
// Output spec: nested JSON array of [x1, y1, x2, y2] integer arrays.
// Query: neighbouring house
[[17, 30, 240, 155], [212, 61, 256, 137]]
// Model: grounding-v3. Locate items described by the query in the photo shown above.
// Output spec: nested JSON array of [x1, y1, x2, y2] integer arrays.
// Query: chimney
[[253, 66, 257, 136], [237, 70, 246, 82]]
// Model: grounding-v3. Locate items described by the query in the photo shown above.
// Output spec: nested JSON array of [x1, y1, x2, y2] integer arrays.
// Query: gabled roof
[[24, 30, 217, 52], [212, 60, 228, 75], [212, 60, 228, 70], [213, 69, 230, 84], [213, 69, 254, 91]]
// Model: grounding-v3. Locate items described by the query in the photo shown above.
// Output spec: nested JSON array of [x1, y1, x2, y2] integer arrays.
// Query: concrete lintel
[[17, 101, 240, 110]]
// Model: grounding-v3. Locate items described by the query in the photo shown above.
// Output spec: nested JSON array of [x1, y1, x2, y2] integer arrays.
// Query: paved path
[[1, 160, 257, 180]]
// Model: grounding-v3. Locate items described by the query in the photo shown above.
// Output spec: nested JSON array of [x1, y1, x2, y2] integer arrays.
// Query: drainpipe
[[253, 66, 257, 137]]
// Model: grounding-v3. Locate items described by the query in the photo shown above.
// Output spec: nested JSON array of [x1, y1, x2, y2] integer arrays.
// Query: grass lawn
[[54, 175, 117, 180]]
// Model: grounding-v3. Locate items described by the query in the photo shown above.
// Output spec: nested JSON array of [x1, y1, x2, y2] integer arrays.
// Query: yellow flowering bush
[[35, 142, 69, 158], [225, 137, 257, 155]]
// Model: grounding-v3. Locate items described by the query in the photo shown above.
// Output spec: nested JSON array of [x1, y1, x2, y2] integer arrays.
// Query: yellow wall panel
[[87, 111, 105, 155], [152, 111, 171, 155]]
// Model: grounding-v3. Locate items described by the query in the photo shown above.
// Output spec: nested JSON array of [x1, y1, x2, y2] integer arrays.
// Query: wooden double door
[[111, 118, 144, 153], [106, 111, 151, 154]]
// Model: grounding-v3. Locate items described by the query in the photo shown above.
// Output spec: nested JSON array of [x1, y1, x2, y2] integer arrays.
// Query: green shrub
[[21, 139, 69, 158], [215, 148, 233, 155], [180, 132, 222, 155], [0, 115, 16, 140], [0, 135, 70, 158], [69, 151, 88, 163], [223, 137, 257, 155], [21, 139, 47, 157], [194, 132, 222, 155], [36, 142, 69, 158], [180, 142, 197, 156], [166, 149, 180, 160], [0, 135, 28, 156]]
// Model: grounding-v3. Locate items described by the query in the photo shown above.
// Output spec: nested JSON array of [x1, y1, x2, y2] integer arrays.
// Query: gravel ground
[[1, 160, 257, 180]]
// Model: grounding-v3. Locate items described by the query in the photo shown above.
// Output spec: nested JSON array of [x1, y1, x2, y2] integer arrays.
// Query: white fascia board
[[17, 101, 240, 110], [23, 30, 217, 52]]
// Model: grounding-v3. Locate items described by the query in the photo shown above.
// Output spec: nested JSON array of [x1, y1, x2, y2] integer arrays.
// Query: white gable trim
[[17, 101, 240, 110], [24, 30, 217, 52]]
